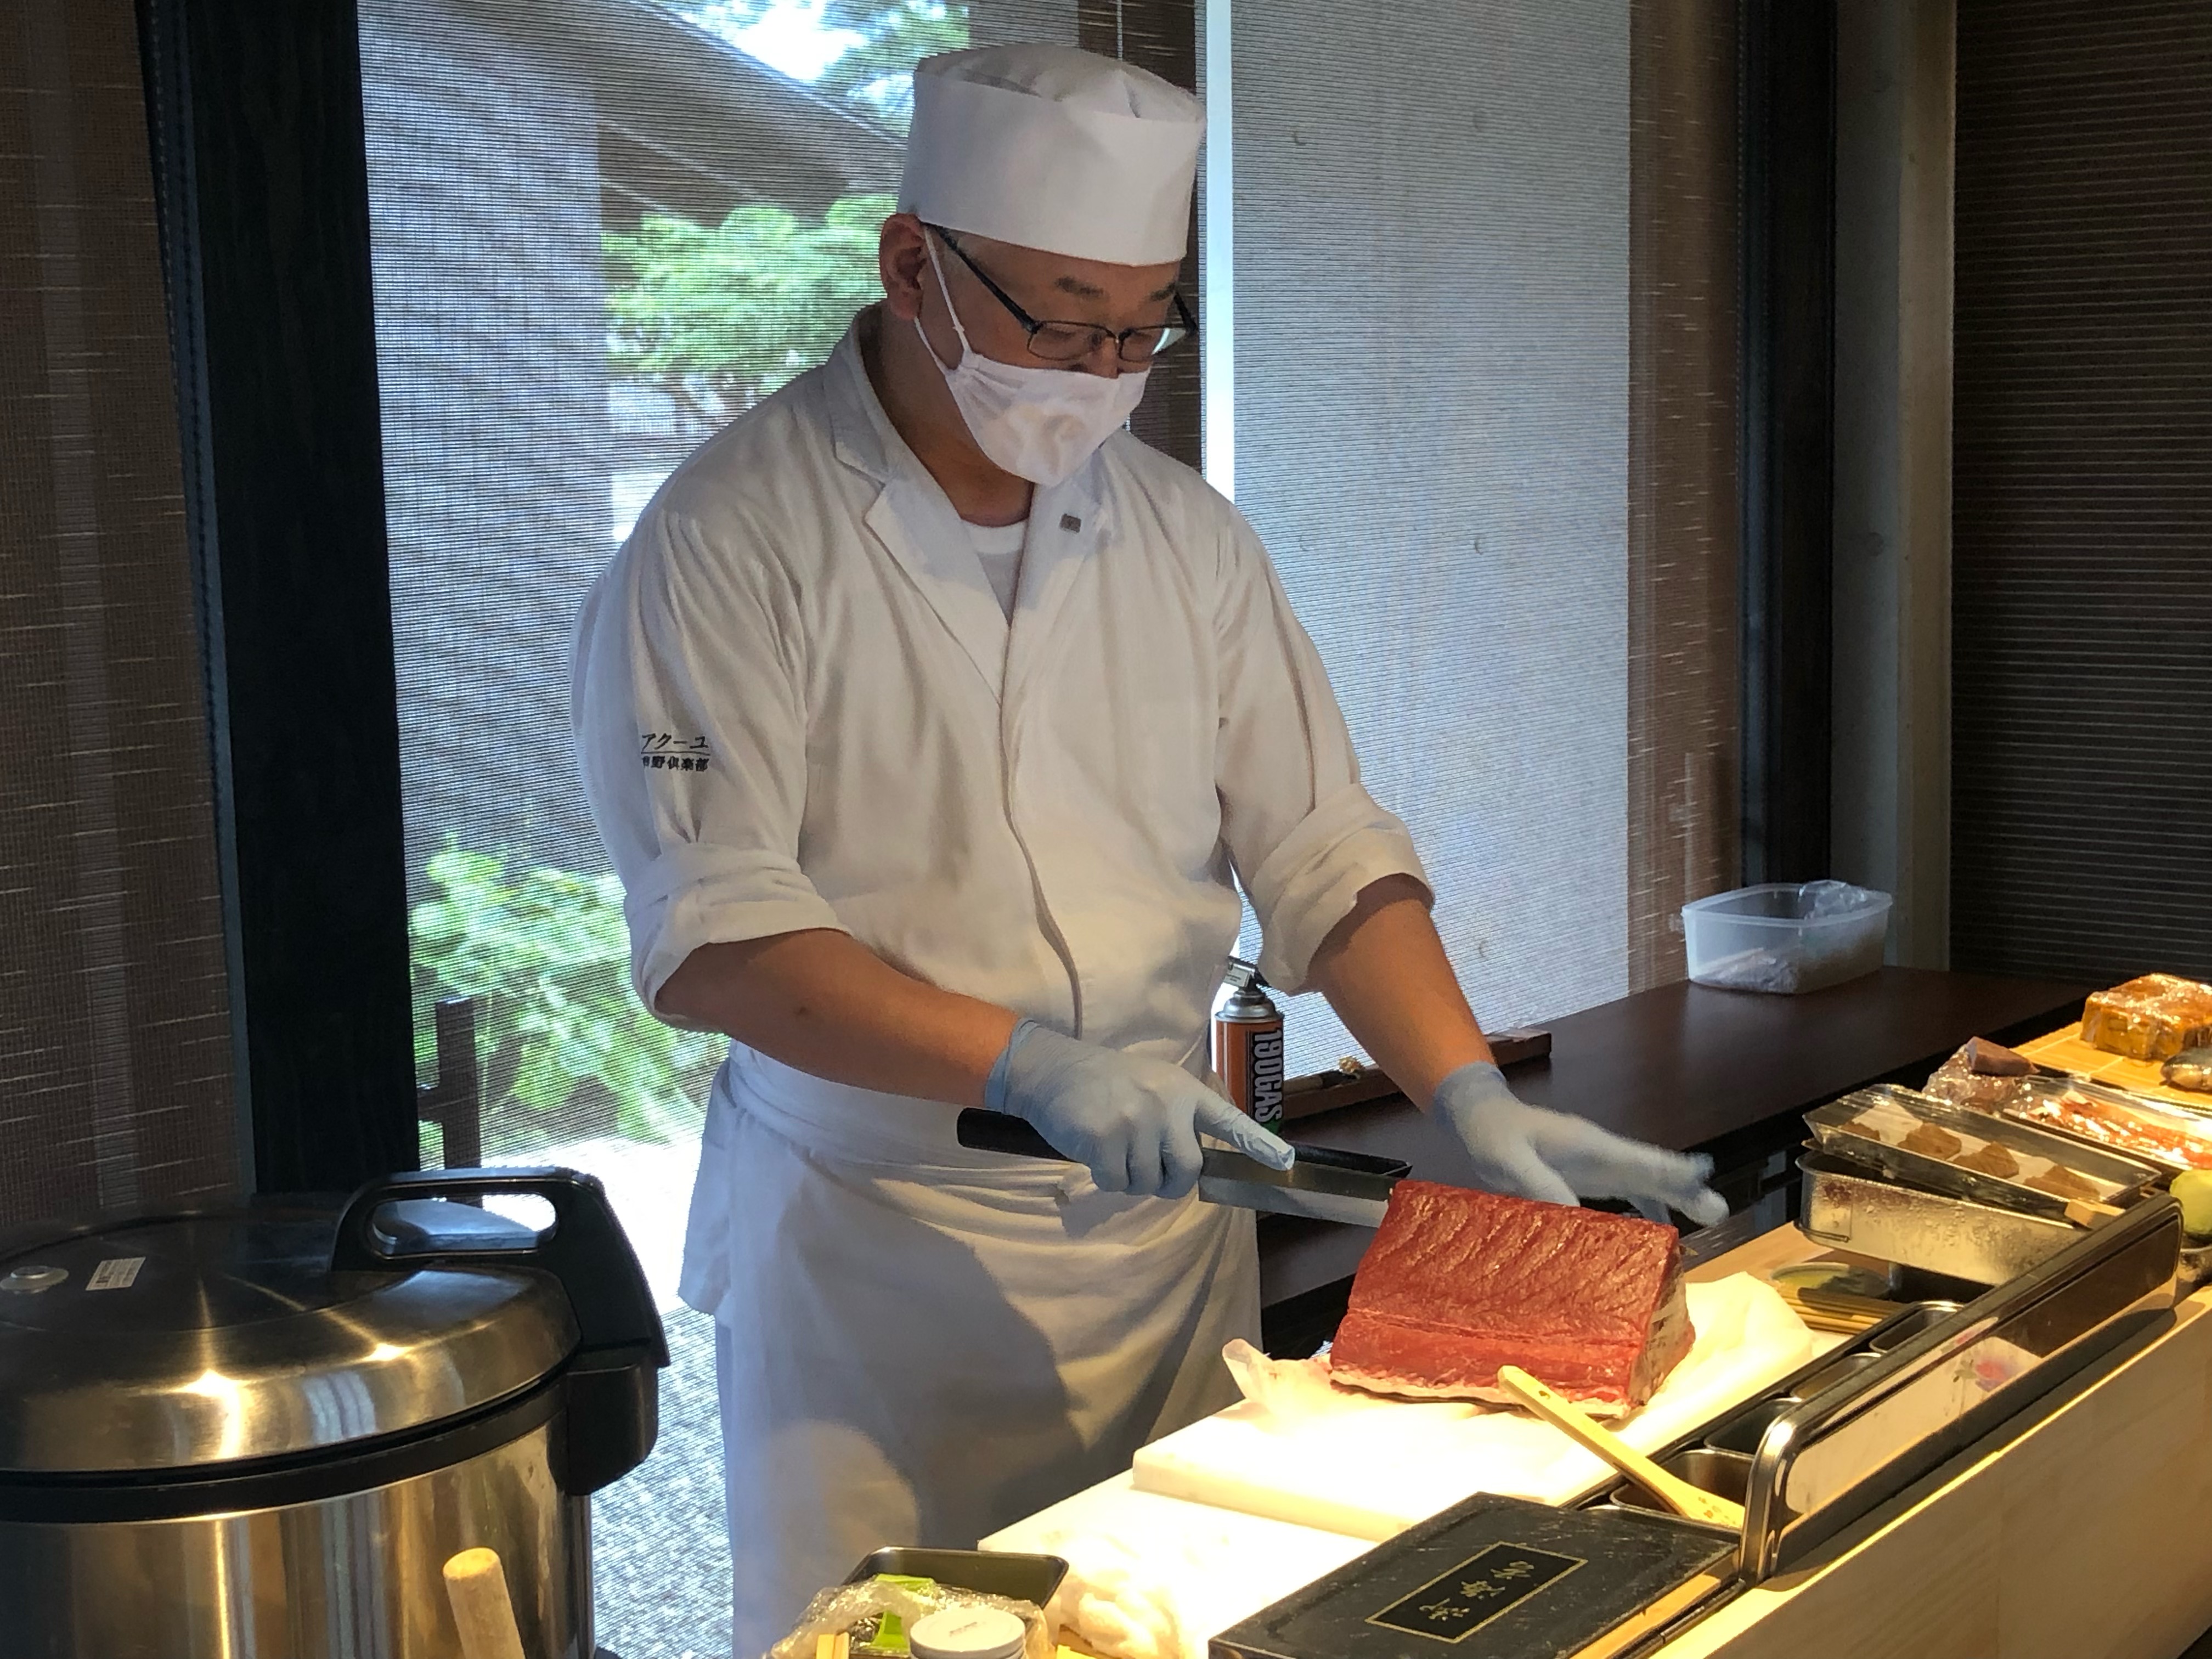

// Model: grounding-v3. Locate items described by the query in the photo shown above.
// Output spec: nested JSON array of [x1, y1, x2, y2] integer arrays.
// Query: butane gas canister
[[1213, 957, 1286, 1129]]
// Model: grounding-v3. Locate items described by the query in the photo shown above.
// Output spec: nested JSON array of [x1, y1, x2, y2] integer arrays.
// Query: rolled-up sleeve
[[571, 506, 844, 1026], [1212, 507, 1430, 994]]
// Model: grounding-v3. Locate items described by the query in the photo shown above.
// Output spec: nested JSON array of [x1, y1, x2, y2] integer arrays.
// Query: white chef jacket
[[572, 308, 1427, 1655]]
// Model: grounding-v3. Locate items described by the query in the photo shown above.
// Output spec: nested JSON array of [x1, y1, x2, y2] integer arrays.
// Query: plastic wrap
[[2081, 974, 2212, 1063], [771, 1578, 1053, 1659], [1923, 1038, 2034, 1115]]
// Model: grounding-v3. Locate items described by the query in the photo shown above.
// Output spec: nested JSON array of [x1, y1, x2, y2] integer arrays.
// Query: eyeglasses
[[926, 224, 1198, 366]]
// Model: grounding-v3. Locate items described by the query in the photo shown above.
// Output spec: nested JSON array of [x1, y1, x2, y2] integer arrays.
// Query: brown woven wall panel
[[1951, 0, 2212, 983], [0, 0, 237, 1224]]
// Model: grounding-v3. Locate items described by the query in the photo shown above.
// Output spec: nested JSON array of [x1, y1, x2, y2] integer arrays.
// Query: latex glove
[[989, 1020, 1296, 1199], [1433, 1060, 1729, 1226]]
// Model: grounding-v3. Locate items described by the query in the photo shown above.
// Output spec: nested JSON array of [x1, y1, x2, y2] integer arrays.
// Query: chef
[[573, 42, 1725, 1655]]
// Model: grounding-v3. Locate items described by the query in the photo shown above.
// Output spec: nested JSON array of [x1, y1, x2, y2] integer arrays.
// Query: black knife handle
[[956, 1109, 1073, 1162]]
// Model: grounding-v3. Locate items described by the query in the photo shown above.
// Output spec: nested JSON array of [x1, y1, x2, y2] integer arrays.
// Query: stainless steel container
[[1799, 1147, 2085, 1285], [0, 1168, 664, 1659]]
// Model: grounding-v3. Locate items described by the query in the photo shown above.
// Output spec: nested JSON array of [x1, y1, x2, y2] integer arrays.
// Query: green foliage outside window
[[410, 846, 722, 1146], [609, 3, 972, 424], [604, 192, 896, 426]]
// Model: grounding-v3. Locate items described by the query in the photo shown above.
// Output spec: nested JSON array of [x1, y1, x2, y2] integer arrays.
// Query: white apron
[[687, 1047, 1256, 1659]]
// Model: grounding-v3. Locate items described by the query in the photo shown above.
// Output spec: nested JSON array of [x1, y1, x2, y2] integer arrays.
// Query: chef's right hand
[[989, 1020, 1296, 1199]]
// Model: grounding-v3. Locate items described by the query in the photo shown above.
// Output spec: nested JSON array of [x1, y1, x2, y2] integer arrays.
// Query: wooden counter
[[1260, 968, 2093, 1332]]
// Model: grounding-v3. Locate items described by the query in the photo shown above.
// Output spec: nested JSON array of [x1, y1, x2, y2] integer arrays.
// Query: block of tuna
[[1328, 1181, 1694, 1416]]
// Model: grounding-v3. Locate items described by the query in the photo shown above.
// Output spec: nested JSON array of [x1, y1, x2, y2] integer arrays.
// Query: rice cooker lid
[[0, 1203, 578, 1476]]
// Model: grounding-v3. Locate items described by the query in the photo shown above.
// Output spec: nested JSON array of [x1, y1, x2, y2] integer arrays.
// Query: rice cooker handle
[[331, 1167, 669, 1363], [330, 1168, 665, 1370], [331, 1168, 667, 1497]]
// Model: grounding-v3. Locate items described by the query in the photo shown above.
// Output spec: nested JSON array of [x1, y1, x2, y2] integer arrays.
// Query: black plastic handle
[[331, 1167, 669, 1368], [956, 1109, 1074, 1162]]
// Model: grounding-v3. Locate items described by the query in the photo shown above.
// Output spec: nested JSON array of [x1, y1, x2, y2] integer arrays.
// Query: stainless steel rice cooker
[[0, 1167, 666, 1658]]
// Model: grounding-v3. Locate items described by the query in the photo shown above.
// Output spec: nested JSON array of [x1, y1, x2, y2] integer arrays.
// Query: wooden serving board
[[2019, 1022, 2212, 1115]]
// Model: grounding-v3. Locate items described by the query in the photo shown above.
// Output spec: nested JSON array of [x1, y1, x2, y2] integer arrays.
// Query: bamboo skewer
[[1773, 1281, 1893, 1334]]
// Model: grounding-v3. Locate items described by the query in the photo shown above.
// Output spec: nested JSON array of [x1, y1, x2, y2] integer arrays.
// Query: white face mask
[[916, 238, 1148, 488]]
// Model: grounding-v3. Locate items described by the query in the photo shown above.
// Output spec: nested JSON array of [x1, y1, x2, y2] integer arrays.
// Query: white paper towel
[[1131, 1273, 1833, 1540]]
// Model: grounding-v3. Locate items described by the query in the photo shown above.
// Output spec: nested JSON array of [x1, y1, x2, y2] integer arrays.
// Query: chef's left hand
[[1432, 1060, 1728, 1226]]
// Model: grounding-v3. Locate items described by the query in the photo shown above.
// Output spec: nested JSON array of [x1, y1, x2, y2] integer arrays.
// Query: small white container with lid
[[908, 1606, 1029, 1659]]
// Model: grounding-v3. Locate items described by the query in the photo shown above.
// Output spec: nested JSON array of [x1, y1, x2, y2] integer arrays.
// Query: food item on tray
[[1963, 1037, 2034, 1077], [2025, 1163, 2100, 1201], [2013, 1087, 2212, 1171], [2171, 1171, 2212, 1240], [1900, 1121, 1964, 1160], [1325, 1181, 1692, 1416], [2165, 1048, 2212, 1095], [1923, 1038, 2035, 1114], [1954, 1141, 2020, 1179], [1824, 1092, 2126, 1201], [2081, 974, 2212, 1063]]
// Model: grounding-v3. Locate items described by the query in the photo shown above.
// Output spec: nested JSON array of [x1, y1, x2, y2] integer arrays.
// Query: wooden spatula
[[1496, 1365, 1746, 1530]]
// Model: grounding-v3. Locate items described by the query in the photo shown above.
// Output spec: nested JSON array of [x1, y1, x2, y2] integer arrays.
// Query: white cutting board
[[1131, 1274, 1839, 1541], [981, 1472, 1373, 1657]]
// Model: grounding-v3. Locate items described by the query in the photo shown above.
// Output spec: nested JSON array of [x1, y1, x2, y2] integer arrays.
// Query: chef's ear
[[879, 212, 932, 322]]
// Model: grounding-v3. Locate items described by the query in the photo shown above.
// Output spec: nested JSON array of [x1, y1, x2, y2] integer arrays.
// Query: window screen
[[1226, 0, 1740, 1078]]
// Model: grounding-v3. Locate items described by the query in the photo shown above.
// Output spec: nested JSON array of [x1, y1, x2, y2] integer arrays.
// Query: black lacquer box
[[1210, 1493, 1731, 1659]]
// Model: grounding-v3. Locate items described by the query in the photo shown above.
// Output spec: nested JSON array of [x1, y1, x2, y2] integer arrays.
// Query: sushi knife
[[953, 1108, 1402, 1227]]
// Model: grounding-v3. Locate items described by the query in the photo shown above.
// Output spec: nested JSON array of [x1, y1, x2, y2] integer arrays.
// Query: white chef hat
[[898, 44, 1204, 266]]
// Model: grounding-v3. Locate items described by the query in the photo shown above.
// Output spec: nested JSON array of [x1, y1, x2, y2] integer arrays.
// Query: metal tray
[[1555, 1203, 2179, 1652], [1740, 1193, 2180, 1579], [843, 1547, 1067, 1606], [1799, 1147, 2084, 1286], [1808, 1084, 2158, 1221]]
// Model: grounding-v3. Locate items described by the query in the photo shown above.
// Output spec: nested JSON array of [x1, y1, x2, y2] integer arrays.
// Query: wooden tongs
[[1496, 1365, 1746, 1531]]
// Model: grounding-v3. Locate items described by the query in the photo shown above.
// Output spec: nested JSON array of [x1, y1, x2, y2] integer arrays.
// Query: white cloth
[[966, 517, 1026, 618], [571, 307, 1426, 1654], [900, 44, 1203, 264]]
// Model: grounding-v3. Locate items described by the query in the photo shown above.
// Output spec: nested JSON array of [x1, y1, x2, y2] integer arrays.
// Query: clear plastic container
[[1681, 881, 1892, 995]]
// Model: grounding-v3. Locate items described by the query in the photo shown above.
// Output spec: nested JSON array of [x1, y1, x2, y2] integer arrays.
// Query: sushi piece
[[1954, 1141, 2020, 1179], [1901, 1121, 1963, 1160], [2026, 1163, 2100, 1201]]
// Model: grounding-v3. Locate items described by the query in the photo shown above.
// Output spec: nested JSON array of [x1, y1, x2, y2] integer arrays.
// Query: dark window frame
[[1737, 0, 1839, 885], [137, 0, 418, 1194]]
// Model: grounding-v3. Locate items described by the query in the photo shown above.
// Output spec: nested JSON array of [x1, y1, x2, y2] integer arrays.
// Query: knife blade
[[953, 1108, 1404, 1226]]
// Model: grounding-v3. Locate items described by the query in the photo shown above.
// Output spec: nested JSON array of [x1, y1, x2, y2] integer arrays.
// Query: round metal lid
[[0, 1205, 578, 1476]]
